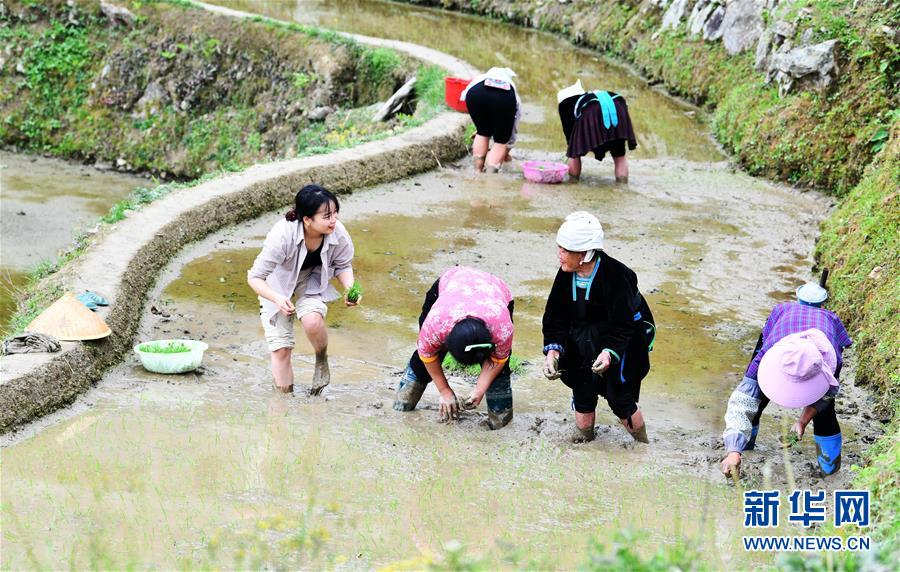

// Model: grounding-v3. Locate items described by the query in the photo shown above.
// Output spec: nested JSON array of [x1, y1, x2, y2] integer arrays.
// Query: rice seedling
[[137, 341, 192, 353]]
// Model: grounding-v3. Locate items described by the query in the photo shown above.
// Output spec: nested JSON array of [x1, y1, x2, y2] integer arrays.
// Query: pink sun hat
[[758, 329, 838, 408]]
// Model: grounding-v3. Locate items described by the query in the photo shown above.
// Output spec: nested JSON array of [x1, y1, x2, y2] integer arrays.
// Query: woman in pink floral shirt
[[393, 266, 515, 429]]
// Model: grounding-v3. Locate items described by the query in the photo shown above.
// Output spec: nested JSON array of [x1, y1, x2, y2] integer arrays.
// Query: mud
[[0, 1, 886, 568], [0, 110, 470, 433], [2, 157, 883, 568]]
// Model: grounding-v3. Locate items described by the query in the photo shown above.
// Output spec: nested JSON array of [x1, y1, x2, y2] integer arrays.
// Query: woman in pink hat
[[720, 290, 852, 478]]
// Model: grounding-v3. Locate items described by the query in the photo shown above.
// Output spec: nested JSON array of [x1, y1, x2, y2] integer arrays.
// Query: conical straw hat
[[26, 292, 112, 341]]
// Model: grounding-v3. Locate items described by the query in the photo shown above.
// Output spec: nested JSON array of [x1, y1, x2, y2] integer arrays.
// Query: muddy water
[[3, 158, 860, 569], [0, 2, 877, 569], [0, 152, 149, 327], [211, 0, 723, 161]]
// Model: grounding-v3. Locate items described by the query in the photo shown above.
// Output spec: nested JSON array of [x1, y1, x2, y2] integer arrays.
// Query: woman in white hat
[[557, 80, 637, 183], [541, 212, 655, 443], [460, 67, 521, 173]]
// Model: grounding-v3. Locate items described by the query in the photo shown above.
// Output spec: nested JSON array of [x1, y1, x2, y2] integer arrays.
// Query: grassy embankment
[[0, 0, 447, 334], [407, 0, 899, 559]]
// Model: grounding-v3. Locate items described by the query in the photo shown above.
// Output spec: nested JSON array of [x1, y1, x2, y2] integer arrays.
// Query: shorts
[[259, 296, 328, 352], [465, 81, 518, 145]]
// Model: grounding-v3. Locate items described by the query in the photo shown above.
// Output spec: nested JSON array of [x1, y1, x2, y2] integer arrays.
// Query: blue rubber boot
[[814, 433, 842, 476], [393, 364, 427, 412], [745, 425, 760, 451]]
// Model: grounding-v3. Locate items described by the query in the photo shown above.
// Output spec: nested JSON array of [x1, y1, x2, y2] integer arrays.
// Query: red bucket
[[444, 77, 470, 113]]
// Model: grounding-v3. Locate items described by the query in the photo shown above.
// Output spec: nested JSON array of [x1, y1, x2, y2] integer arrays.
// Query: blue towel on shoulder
[[596, 91, 619, 129], [573, 91, 621, 129]]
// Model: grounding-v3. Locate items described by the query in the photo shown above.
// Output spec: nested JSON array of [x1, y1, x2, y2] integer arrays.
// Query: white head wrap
[[556, 79, 586, 103], [557, 212, 604, 262]]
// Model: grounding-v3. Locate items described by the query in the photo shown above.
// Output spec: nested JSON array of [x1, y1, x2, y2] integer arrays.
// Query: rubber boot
[[621, 409, 649, 444], [745, 425, 760, 451], [309, 352, 330, 396], [393, 365, 427, 411], [814, 433, 842, 476], [570, 425, 596, 443], [486, 408, 513, 430], [629, 421, 649, 444]]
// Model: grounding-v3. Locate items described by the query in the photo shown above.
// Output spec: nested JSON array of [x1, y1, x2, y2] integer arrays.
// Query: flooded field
[[0, 152, 148, 327], [0, 0, 880, 569]]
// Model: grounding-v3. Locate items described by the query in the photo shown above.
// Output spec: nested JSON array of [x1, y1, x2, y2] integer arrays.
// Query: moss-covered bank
[[0, 0, 416, 178], [399, 0, 899, 551]]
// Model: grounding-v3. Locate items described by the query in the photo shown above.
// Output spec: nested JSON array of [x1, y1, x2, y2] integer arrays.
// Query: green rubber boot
[[486, 408, 513, 430], [393, 366, 426, 412]]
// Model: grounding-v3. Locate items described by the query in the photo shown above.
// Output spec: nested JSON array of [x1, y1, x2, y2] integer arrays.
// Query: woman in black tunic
[[558, 84, 637, 183], [541, 212, 655, 443]]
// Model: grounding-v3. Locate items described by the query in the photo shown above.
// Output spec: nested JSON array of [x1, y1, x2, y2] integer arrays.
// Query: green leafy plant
[[782, 431, 801, 448], [346, 280, 362, 303], [137, 341, 192, 354], [442, 354, 525, 376], [292, 71, 312, 89]]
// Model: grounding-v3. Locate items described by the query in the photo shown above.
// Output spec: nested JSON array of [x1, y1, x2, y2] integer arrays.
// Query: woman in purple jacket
[[248, 185, 358, 395]]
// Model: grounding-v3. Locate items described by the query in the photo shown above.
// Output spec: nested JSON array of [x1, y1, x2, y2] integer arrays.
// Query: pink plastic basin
[[521, 160, 568, 184]]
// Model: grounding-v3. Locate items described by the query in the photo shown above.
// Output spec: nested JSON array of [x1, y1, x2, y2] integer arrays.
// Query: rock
[[773, 19, 798, 39], [99, 1, 136, 27], [799, 27, 815, 46], [721, 0, 766, 55], [769, 39, 839, 95], [867, 266, 883, 280], [661, 0, 689, 31], [688, 0, 716, 38], [308, 106, 334, 122], [756, 19, 798, 71], [15, 61, 25, 75], [703, 5, 727, 41], [131, 80, 168, 119], [754, 30, 773, 70]]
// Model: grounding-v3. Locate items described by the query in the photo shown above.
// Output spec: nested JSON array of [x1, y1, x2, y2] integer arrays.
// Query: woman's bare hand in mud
[[277, 296, 296, 317], [720, 452, 741, 478], [439, 389, 460, 422], [462, 390, 484, 410], [790, 421, 805, 440], [543, 351, 561, 380], [344, 294, 361, 307], [591, 351, 611, 375]]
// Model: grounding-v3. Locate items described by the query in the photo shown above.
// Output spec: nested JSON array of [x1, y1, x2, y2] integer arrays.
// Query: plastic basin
[[133, 339, 208, 374], [444, 77, 470, 113], [521, 160, 569, 184]]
